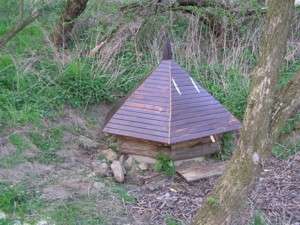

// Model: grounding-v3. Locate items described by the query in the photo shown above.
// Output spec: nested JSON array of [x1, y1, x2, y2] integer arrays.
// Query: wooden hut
[[103, 43, 241, 160]]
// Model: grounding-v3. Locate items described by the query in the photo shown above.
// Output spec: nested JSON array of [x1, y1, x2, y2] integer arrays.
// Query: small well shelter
[[103, 43, 241, 160]]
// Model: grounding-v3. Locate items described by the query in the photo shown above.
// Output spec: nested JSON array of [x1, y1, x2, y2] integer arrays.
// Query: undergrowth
[[29, 127, 64, 164], [154, 153, 176, 176], [50, 201, 106, 225], [0, 182, 42, 223]]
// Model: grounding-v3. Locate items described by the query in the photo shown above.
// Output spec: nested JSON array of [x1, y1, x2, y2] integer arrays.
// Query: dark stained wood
[[170, 142, 220, 160], [106, 123, 169, 137], [103, 59, 241, 144], [104, 127, 169, 143], [171, 124, 241, 143]]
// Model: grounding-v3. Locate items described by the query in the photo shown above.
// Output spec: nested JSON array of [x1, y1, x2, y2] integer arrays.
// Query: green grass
[[165, 217, 182, 225], [0, 133, 31, 168], [154, 153, 176, 176], [272, 140, 300, 160], [29, 127, 64, 164], [216, 133, 236, 160], [9, 133, 30, 151], [49, 201, 106, 225], [250, 212, 268, 225], [111, 185, 136, 204], [0, 182, 42, 223]]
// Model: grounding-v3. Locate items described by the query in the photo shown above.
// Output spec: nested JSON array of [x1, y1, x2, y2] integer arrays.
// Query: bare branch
[[271, 72, 300, 137], [0, 10, 40, 49]]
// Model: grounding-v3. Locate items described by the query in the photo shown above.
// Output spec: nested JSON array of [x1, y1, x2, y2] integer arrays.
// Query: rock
[[138, 162, 148, 171], [124, 156, 134, 170], [100, 149, 118, 161], [111, 160, 125, 183], [131, 155, 156, 164], [119, 155, 125, 164], [93, 182, 105, 190], [92, 161, 109, 176], [78, 135, 99, 150], [0, 210, 6, 220]]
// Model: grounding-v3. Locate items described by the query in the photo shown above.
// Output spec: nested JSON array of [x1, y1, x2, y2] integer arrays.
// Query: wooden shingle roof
[[103, 60, 241, 144]]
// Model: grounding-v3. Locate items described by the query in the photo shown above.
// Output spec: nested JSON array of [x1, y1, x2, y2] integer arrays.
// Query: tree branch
[[271, 71, 300, 137], [0, 10, 40, 49]]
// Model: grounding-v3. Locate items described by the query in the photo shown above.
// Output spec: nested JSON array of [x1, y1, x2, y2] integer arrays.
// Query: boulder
[[124, 155, 134, 170], [111, 160, 125, 183], [119, 154, 125, 164], [93, 182, 105, 190], [138, 162, 149, 171], [100, 149, 118, 161], [78, 136, 99, 150], [92, 161, 109, 176]]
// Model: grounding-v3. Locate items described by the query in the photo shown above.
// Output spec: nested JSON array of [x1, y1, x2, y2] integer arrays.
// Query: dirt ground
[[0, 105, 299, 225]]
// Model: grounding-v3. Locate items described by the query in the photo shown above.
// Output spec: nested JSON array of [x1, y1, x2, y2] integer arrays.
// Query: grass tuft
[[154, 153, 176, 176]]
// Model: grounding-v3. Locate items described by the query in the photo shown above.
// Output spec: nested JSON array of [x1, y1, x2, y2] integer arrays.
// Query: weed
[[29, 127, 64, 164], [111, 185, 136, 204], [0, 182, 42, 221], [9, 133, 29, 151], [154, 153, 176, 176], [272, 141, 300, 160], [279, 113, 300, 135], [0, 133, 30, 168], [58, 59, 114, 107], [250, 212, 268, 225], [216, 133, 236, 160], [207, 196, 219, 208], [50, 201, 106, 225], [165, 217, 182, 225]]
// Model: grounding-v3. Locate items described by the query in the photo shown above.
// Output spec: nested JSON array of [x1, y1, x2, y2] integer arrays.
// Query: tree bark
[[191, 1, 295, 225], [0, 10, 40, 49], [50, 0, 89, 48]]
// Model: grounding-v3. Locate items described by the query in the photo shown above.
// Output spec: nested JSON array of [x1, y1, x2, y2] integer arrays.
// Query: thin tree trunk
[[19, 0, 24, 21], [50, 0, 89, 48], [0, 10, 40, 49], [191, 0, 295, 224]]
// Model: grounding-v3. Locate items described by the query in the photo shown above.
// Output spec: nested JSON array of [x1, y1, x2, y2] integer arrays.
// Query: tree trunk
[[191, 0, 295, 224], [50, 0, 88, 48]]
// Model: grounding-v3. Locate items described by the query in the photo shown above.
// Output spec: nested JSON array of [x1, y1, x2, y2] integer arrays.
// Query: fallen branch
[[0, 10, 40, 49]]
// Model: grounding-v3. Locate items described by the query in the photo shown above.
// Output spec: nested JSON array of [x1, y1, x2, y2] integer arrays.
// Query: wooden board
[[176, 161, 227, 182], [170, 142, 220, 160], [118, 136, 170, 158]]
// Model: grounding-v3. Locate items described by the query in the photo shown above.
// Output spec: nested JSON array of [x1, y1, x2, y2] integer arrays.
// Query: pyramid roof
[[103, 59, 241, 144]]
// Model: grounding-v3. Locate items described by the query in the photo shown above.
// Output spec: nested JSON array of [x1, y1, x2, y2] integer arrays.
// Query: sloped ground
[[0, 105, 299, 225]]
